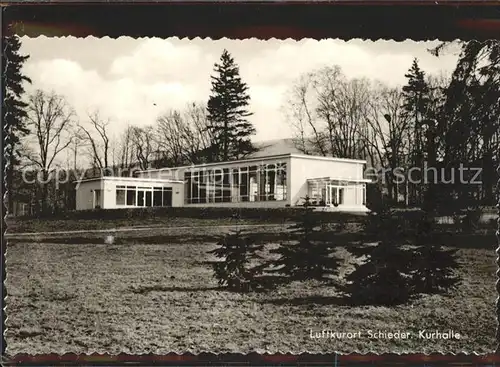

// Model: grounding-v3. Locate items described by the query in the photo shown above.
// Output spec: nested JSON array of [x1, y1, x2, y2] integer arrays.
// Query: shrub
[[460, 207, 482, 233]]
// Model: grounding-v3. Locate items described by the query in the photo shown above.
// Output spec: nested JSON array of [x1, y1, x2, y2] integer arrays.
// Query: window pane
[[163, 188, 173, 206], [116, 189, 126, 205], [199, 187, 207, 203], [240, 170, 249, 201], [230, 169, 239, 203], [153, 190, 162, 206], [145, 191, 152, 207], [192, 171, 199, 200], [126, 189, 136, 205], [249, 170, 258, 201], [137, 190, 145, 206], [268, 169, 276, 200], [259, 168, 267, 201], [214, 168, 223, 202], [185, 172, 192, 203], [277, 163, 287, 200], [95, 189, 102, 208]]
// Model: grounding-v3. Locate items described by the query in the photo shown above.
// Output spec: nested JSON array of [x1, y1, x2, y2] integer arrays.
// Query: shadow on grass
[[429, 233, 496, 250], [130, 284, 222, 294], [129, 275, 288, 295], [7, 232, 363, 246], [261, 295, 353, 307], [261, 287, 459, 307], [7, 230, 495, 250]]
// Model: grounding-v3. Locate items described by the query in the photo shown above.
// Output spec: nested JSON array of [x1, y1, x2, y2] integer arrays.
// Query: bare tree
[[283, 70, 331, 156], [284, 66, 372, 159], [155, 102, 213, 166], [131, 125, 156, 170], [67, 126, 87, 171], [22, 89, 75, 213], [183, 102, 214, 163], [316, 73, 372, 159], [156, 110, 187, 166], [117, 124, 135, 170], [361, 84, 412, 203], [78, 110, 112, 172]]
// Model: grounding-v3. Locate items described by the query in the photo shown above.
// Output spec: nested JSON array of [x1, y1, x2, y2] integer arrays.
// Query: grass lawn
[[5, 224, 496, 355]]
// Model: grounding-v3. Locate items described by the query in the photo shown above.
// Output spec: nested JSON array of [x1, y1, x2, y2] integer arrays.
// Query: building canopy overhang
[[306, 176, 372, 185], [74, 176, 185, 184]]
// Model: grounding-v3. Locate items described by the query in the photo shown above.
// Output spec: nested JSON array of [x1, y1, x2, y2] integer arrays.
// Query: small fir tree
[[343, 203, 413, 305], [409, 244, 460, 294], [409, 212, 461, 294], [269, 196, 342, 282], [207, 49, 256, 161], [207, 229, 266, 292]]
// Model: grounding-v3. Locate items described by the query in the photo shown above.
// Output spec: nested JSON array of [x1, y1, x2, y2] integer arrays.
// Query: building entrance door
[[327, 185, 344, 206]]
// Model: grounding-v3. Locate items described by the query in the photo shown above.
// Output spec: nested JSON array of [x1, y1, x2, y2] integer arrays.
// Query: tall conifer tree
[[402, 59, 431, 206], [207, 49, 256, 161], [3, 34, 31, 214]]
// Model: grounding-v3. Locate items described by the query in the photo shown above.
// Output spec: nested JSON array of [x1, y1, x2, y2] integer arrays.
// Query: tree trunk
[[223, 118, 228, 161], [496, 149, 500, 353], [41, 170, 49, 214], [6, 163, 14, 214]]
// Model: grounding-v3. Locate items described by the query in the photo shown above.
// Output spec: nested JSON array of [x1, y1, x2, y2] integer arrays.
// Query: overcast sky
[[20, 37, 461, 142]]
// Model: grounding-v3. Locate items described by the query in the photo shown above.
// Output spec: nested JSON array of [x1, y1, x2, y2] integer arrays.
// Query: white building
[[75, 152, 371, 212]]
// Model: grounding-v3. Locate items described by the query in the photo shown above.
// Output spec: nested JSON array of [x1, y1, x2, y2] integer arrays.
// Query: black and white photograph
[[4, 35, 498, 355]]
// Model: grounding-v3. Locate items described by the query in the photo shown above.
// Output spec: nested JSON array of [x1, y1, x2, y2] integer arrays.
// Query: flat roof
[[74, 176, 185, 184], [307, 176, 373, 183], [138, 153, 366, 173]]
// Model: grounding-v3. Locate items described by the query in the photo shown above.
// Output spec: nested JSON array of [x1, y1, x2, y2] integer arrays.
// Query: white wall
[[290, 156, 365, 208], [171, 184, 184, 207], [75, 180, 103, 210], [137, 168, 183, 181], [76, 178, 184, 210]]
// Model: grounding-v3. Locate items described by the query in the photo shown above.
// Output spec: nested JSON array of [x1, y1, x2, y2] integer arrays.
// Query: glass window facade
[[308, 180, 363, 206], [116, 185, 173, 207], [185, 162, 287, 204]]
